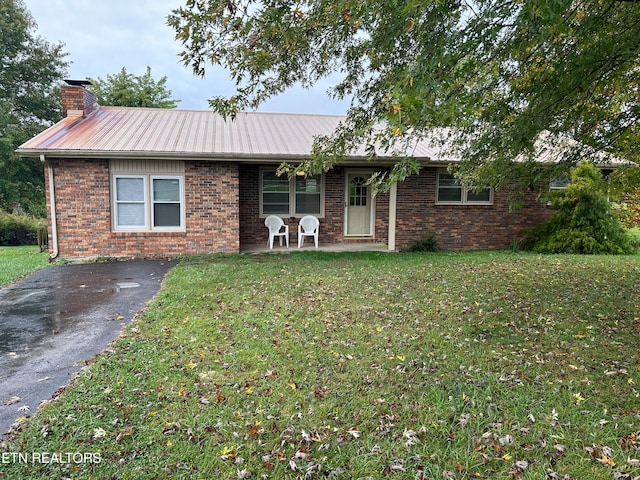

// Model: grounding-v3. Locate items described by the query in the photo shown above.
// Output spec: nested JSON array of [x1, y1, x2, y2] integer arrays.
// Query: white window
[[113, 175, 184, 231], [436, 171, 492, 204], [151, 177, 182, 227], [295, 174, 322, 215], [261, 169, 323, 217], [115, 176, 147, 228], [262, 170, 290, 215], [550, 175, 570, 190]]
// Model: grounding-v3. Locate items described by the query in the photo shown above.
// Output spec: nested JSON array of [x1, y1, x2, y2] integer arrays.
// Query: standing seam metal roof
[[17, 106, 453, 161]]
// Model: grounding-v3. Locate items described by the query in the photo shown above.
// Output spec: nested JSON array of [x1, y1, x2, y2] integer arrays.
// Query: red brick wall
[[45, 159, 239, 259], [238, 164, 261, 244], [394, 168, 551, 251], [238, 164, 549, 251], [45, 160, 549, 259]]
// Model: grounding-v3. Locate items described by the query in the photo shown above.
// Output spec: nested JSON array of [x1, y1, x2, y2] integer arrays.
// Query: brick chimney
[[61, 79, 98, 117]]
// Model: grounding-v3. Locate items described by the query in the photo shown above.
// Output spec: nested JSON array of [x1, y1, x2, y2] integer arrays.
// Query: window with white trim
[[436, 171, 492, 204], [113, 175, 184, 230], [261, 169, 323, 216], [549, 175, 570, 190]]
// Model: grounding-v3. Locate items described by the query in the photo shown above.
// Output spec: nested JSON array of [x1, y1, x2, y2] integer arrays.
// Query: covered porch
[[238, 164, 400, 253]]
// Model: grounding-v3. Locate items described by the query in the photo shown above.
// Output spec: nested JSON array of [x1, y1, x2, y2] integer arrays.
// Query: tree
[[522, 161, 634, 254], [88, 67, 180, 108], [0, 0, 68, 216], [167, 0, 640, 192]]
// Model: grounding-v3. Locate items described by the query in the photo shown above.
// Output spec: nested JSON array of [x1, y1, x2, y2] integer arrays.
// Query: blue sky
[[23, 0, 350, 114]]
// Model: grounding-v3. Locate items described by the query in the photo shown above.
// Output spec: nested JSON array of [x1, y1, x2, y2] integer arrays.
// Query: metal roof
[[17, 106, 453, 163]]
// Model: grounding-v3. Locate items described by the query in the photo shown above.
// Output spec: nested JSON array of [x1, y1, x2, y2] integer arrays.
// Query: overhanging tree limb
[[168, 0, 640, 190]]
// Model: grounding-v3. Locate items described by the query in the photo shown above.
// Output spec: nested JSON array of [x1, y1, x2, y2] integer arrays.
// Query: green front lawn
[[2, 251, 639, 479], [0, 246, 49, 287]]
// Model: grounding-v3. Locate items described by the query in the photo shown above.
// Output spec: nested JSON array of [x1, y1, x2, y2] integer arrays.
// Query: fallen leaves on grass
[[3, 253, 640, 480]]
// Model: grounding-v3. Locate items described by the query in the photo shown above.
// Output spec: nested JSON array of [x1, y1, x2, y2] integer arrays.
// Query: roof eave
[[19, 148, 441, 166]]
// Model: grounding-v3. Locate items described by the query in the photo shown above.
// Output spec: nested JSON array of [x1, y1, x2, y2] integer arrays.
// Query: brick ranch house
[[17, 81, 552, 260]]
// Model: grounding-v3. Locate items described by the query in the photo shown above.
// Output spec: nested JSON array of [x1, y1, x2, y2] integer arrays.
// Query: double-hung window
[[113, 175, 184, 231], [295, 174, 322, 215], [262, 171, 290, 215], [436, 171, 492, 204], [261, 169, 323, 216], [151, 177, 182, 227]]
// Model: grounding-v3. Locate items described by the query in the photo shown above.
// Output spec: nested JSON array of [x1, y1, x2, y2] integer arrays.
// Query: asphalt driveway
[[0, 259, 176, 437]]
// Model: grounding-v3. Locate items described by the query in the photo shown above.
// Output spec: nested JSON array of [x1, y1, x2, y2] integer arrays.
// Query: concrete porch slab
[[240, 243, 392, 254]]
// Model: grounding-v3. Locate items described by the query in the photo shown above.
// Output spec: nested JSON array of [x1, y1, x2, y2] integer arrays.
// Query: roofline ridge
[[97, 105, 347, 118]]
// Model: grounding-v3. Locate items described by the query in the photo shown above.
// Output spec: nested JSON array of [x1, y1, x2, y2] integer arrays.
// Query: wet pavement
[[0, 260, 176, 437]]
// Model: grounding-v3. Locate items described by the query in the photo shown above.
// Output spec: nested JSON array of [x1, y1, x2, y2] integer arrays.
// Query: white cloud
[[23, 0, 349, 114]]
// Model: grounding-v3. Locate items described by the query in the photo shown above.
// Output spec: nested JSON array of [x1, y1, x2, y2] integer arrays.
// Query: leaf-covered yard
[[2, 252, 639, 479]]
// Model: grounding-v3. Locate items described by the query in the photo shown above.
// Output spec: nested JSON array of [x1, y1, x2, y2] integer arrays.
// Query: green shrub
[[402, 234, 440, 252], [0, 211, 46, 246], [626, 228, 640, 250], [523, 161, 634, 254]]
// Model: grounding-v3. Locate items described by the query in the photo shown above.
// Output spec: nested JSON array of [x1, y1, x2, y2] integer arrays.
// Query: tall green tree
[[167, 0, 640, 191], [88, 67, 180, 108], [1, 0, 68, 216]]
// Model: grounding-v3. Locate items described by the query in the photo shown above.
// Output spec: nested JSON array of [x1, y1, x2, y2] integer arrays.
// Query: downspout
[[41, 154, 59, 260], [388, 183, 397, 251]]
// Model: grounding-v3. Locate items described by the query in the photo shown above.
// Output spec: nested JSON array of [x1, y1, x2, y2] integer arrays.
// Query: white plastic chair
[[298, 215, 319, 248], [265, 215, 289, 249]]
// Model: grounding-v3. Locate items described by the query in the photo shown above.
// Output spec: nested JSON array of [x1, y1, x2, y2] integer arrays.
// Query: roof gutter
[[18, 149, 446, 166], [41, 154, 59, 260]]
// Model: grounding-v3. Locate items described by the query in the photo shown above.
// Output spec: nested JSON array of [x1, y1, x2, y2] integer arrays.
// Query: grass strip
[[0, 246, 49, 287]]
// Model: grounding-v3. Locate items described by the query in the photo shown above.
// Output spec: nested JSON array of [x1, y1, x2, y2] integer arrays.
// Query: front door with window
[[345, 173, 374, 236]]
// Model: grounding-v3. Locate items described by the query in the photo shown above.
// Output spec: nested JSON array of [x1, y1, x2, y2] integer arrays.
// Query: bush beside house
[[402, 234, 440, 252], [0, 211, 46, 246], [523, 162, 635, 254]]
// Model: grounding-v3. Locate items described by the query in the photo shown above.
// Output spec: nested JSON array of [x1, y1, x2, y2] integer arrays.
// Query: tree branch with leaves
[[168, 0, 640, 192], [1, 0, 69, 216]]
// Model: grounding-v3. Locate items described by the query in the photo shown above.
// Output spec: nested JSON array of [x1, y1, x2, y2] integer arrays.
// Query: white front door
[[345, 173, 374, 236]]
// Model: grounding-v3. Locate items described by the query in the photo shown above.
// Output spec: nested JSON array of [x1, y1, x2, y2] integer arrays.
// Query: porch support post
[[388, 183, 397, 251]]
